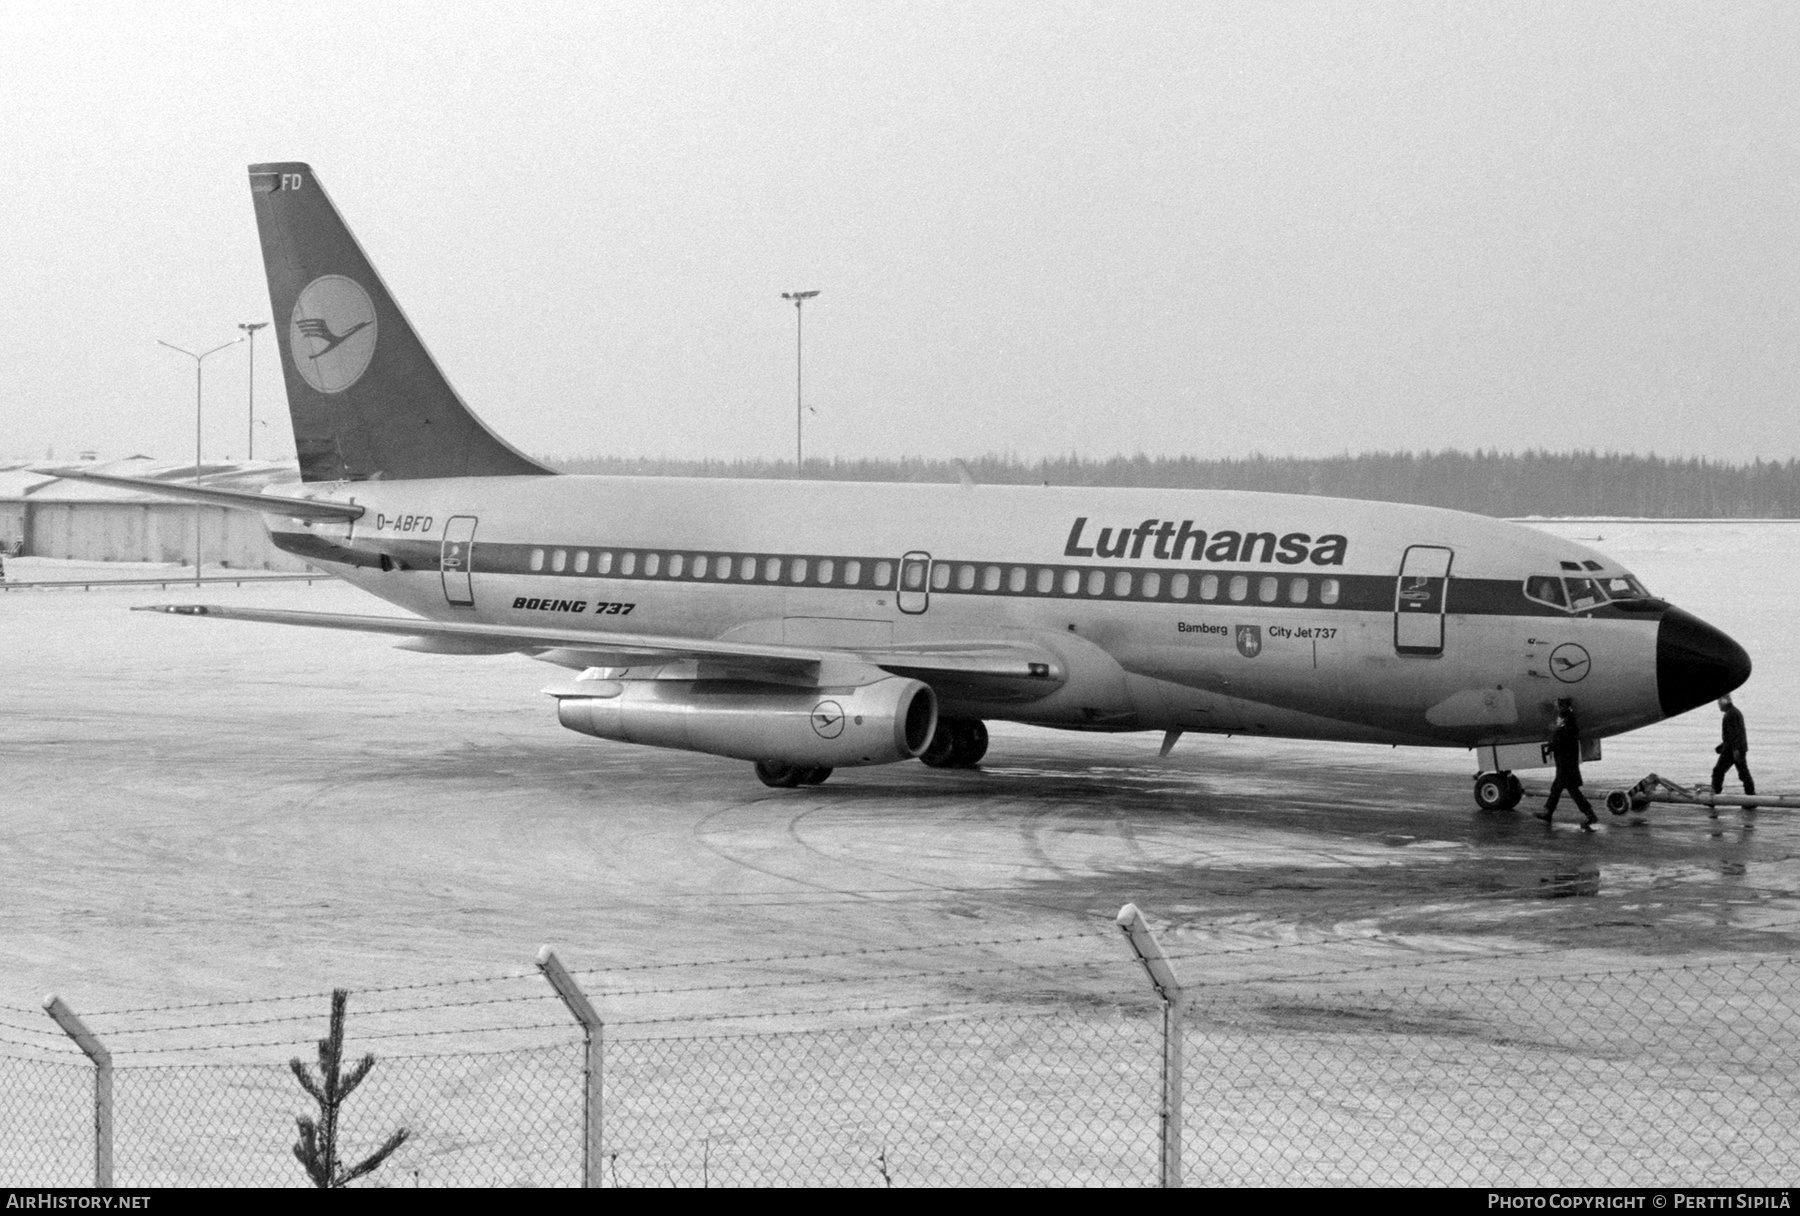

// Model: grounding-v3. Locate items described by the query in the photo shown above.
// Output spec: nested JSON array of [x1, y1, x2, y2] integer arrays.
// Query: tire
[[1502, 773, 1524, 810], [799, 767, 832, 785], [1473, 772, 1512, 811], [920, 720, 962, 768], [950, 720, 988, 767], [754, 761, 803, 788]]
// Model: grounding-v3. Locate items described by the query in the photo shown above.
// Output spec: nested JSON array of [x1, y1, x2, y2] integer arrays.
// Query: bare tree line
[[547, 450, 1800, 518]]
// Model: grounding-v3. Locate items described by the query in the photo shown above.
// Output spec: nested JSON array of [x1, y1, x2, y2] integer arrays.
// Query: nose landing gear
[[1474, 770, 1524, 811]]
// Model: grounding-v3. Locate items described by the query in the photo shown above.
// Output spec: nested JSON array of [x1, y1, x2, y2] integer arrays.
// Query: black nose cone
[[1657, 606, 1751, 718]]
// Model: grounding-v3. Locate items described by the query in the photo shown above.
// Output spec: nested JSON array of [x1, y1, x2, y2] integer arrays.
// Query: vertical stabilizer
[[248, 163, 553, 482]]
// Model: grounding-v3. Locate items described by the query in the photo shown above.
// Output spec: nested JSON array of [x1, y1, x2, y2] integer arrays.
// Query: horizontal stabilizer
[[42, 469, 364, 521], [132, 604, 1066, 693]]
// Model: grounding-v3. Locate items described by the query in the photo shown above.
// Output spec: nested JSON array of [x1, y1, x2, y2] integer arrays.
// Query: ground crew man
[[1711, 694, 1755, 799], [1536, 698, 1596, 831]]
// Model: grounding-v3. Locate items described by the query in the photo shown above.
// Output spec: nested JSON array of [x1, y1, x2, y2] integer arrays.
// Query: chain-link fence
[[3, 946, 1795, 1186], [1186, 959, 1800, 1187]]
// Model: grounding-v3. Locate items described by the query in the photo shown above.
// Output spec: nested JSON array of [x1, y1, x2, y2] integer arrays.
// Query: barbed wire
[[85, 967, 545, 1019], [571, 929, 1113, 978]]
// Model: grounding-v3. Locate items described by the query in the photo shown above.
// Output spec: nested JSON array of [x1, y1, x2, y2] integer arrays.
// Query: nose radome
[[1657, 606, 1751, 718]]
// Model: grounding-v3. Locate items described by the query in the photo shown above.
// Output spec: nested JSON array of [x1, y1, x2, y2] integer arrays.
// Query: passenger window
[[845, 560, 863, 585], [1289, 578, 1308, 604], [1086, 570, 1106, 596], [818, 559, 835, 584], [691, 555, 708, 578], [597, 551, 614, 574], [1142, 572, 1161, 598], [1008, 567, 1027, 593], [872, 560, 892, 587], [982, 566, 1001, 592], [903, 562, 925, 590], [1114, 571, 1133, 597], [790, 558, 808, 583], [1258, 576, 1278, 603], [763, 557, 781, 581], [574, 551, 590, 574], [1525, 575, 1568, 609], [1170, 573, 1190, 599], [1564, 577, 1607, 611], [620, 552, 637, 576], [1320, 578, 1339, 605], [955, 565, 975, 591], [932, 564, 953, 590], [1199, 574, 1218, 601], [529, 548, 545, 572], [1228, 575, 1249, 602], [644, 553, 660, 577], [1062, 569, 1081, 595], [740, 556, 757, 580], [551, 549, 567, 573], [667, 554, 684, 578], [1036, 568, 1055, 594]]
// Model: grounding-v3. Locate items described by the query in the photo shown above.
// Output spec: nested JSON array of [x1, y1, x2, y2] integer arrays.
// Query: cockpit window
[[1525, 575, 1567, 608], [1602, 574, 1649, 599], [1564, 577, 1608, 611]]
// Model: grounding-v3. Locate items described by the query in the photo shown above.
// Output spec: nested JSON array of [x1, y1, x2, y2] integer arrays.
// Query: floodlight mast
[[157, 335, 243, 586], [781, 290, 820, 477], [238, 322, 269, 460]]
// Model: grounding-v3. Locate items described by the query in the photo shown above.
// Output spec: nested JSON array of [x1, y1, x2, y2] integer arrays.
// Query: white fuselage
[[264, 475, 1668, 754]]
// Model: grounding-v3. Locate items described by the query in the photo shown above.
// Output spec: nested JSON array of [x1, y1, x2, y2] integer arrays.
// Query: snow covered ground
[[1, 522, 1795, 1185]]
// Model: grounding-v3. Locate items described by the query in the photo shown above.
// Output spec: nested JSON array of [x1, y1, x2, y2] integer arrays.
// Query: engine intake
[[554, 676, 938, 768]]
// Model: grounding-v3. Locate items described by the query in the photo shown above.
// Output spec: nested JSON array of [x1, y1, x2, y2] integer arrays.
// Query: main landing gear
[[920, 717, 988, 769], [1473, 770, 1524, 811], [754, 761, 833, 788]]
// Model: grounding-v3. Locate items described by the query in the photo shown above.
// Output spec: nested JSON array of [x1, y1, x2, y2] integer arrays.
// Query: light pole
[[238, 322, 268, 461], [781, 290, 819, 476], [158, 336, 243, 586]]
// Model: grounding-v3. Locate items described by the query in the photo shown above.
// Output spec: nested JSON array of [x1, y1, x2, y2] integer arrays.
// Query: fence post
[[537, 946, 604, 1187], [43, 994, 112, 1188], [1116, 903, 1185, 1188]]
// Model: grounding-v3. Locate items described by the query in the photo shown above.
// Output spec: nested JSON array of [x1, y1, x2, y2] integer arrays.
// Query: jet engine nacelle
[[554, 675, 938, 768]]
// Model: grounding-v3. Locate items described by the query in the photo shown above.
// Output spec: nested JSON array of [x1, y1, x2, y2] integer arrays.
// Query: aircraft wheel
[[951, 720, 989, 767], [1504, 773, 1523, 809], [1605, 789, 1632, 816], [920, 721, 962, 768], [1473, 772, 1514, 812], [799, 766, 832, 785], [922, 719, 987, 769], [754, 761, 803, 788]]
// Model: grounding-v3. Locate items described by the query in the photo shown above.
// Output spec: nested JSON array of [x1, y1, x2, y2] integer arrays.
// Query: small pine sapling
[[290, 988, 410, 1188]]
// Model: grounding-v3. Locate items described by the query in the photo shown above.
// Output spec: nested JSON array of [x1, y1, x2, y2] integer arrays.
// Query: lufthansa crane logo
[[810, 700, 846, 739], [1550, 643, 1592, 683], [289, 275, 377, 394]]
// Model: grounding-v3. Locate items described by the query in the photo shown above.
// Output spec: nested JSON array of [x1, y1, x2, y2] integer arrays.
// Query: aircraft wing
[[132, 604, 1065, 693], [43, 469, 364, 522]]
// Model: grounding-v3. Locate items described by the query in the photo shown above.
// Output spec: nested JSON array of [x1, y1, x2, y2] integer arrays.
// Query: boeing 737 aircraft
[[64, 162, 1752, 807]]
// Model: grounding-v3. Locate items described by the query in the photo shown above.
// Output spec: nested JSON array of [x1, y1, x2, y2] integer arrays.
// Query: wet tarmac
[[3, 542, 1797, 1018]]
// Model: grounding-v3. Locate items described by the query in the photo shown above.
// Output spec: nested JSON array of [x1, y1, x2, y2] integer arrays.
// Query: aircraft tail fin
[[247, 163, 553, 483]]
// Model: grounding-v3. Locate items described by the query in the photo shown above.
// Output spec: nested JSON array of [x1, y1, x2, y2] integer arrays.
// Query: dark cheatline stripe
[[275, 531, 1656, 621]]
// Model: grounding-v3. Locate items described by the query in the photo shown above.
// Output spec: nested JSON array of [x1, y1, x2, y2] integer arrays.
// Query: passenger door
[[441, 515, 478, 607], [897, 551, 931, 614], [1394, 545, 1453, 656]]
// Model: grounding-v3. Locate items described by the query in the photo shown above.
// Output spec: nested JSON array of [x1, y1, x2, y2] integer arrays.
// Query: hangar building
[[0, 458, 312, 571]]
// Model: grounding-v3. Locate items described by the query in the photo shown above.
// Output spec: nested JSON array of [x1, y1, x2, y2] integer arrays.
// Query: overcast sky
[[3, 1, 1796, 467]]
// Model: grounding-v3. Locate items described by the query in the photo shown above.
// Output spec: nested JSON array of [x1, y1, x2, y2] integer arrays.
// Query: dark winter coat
[[1720, 705, 1748, 754], [1548, 716, 1583, 781]]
